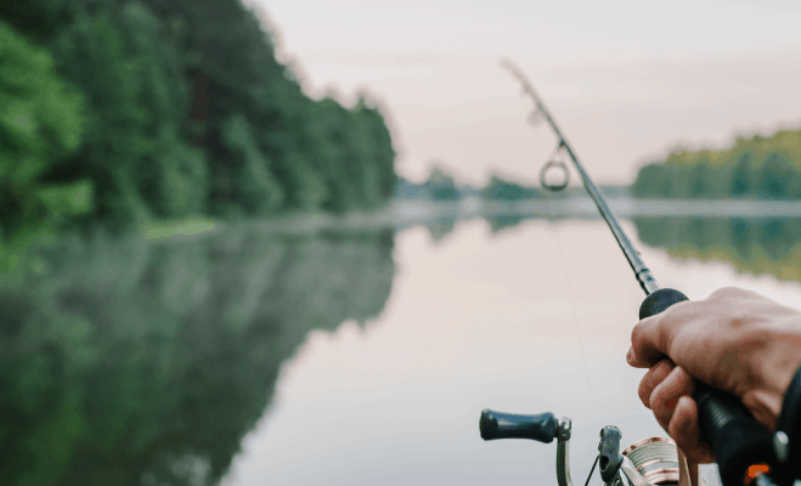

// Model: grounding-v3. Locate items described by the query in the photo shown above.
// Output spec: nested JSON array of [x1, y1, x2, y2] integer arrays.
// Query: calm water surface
[[4, 215, 801, 486], [221, 217, 801, 486]]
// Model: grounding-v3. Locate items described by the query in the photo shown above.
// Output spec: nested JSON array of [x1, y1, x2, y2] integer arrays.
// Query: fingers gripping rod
[[500, 59, 659, 296]]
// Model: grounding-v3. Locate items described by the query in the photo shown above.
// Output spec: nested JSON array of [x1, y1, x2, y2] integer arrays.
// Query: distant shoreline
[[391, 197, 801, 220], [135, 196, 801, 244]]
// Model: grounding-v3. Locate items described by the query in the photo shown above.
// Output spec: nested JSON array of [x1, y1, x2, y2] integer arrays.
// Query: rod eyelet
[[540, 160, 570, 192]]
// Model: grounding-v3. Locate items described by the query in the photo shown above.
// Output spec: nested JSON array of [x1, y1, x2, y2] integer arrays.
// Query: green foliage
[[0, 0, 397, 243], [303, 97, 396, 211], [632, 163, 674, 198], [118, 2, 208, 218], [686, 161, 710, 198], [423, 165, 462, 201], [0, 21, 86, 248], [214, 114, 284, 215], [730, 152, 753, 197], [758, 152, 795, 199], [633, 130, 801, 200], [482, 173, 542, 200]]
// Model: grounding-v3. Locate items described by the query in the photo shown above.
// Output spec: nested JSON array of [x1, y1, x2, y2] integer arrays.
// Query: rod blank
[[501, 59, 659, 296]]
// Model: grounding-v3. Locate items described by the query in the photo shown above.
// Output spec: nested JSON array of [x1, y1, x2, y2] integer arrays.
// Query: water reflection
[[424, 216, 458, 243], [477, 212, 801, 283], [633, 217, 801, 282], [422, 213, 555, 242], [5, 211, 801, 486], [0, 228, 395, 486], [485, 214, 531, 235]]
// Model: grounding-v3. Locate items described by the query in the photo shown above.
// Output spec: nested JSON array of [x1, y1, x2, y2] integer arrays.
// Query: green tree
[[684, 161, 729, 198], [118, 2, 208, 218], [482, 174, 539, 200], [45, 6, 152, 226], [634, 130, 801, 200], [212, 114, 284, 215], [0, 21, 87, 246], [730, 152, 754, 198], [357, 100, 397, 201], [0, 0, 399, 238], [424, 165, 462, 201], [632, 163, 675, 198], [758, 152, 795, 199], [305, 98, 364, 212]]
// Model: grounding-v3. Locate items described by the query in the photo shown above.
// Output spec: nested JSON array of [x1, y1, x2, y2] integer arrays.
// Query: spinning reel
[[479, 409, 704, 486]]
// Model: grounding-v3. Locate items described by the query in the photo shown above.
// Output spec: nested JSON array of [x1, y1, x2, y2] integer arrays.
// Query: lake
[[3, 205, 801, 486]]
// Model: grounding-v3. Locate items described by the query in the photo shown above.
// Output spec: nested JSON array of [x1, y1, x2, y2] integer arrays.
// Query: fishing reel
[[479, 409, 705, 486]]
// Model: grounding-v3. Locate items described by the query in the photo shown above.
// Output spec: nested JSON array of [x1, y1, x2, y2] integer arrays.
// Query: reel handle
[[479, 409, 558, 443], [639, 288, 775, 486]]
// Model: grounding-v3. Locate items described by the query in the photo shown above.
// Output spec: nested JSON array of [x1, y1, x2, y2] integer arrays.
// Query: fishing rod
[[478, 60, 788, 486]]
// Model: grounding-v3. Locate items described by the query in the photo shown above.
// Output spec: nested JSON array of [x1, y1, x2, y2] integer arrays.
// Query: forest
[[632, 129, 801, 199], [0, 0, 396, 253]]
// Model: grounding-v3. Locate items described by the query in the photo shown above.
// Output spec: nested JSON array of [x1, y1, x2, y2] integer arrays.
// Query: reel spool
[[622, 437, 706, 486]]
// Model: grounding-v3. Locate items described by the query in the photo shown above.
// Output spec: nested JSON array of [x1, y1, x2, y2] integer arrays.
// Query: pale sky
[[257, 0, 801, 185]]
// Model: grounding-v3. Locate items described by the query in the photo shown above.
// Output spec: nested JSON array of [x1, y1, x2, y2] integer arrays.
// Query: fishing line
[[539, 162, 600, 426], [500, 57, 623, 427], [583, 454, 600, 486]]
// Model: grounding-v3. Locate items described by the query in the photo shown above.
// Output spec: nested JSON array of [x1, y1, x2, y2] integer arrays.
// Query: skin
[[627, 287, 801, 464]]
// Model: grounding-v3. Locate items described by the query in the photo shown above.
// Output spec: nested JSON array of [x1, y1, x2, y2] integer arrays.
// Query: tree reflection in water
[[6, 213, 801, 485], [0, 228, 395, 486], [479, 213, 801, 283], [633, 216, 801, 282], [475, 213, 801, 283]]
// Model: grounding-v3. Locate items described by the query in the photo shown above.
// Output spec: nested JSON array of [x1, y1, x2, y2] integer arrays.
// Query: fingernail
[[626, 348, 633, 364]]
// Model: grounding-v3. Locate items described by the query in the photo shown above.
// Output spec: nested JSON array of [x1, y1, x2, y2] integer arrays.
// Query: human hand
[[626, 287, 801, 464]]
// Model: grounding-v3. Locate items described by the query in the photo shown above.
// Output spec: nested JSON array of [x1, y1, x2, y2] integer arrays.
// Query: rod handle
[[639, 288, 774, 486], [479, 409, 558, 443], [638, 288, 690, 319]]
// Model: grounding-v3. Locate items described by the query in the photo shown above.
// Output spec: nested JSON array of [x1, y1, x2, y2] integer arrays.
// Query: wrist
[[752, 329, 801, 422]]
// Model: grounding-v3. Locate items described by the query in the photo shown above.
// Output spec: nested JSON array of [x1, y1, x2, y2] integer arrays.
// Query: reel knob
[[479, 409, 558, 443]]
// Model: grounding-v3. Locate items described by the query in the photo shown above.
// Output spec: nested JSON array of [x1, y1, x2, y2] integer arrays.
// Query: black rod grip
[[638, 288, 690, 320], [639, 288, 774, 486], [480, 409, 558, 443]]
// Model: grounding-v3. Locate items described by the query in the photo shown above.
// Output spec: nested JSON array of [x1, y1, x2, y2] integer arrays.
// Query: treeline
[[0, 0, 395, 245], [395, 165, 631, 201], [632, 129, 801, 199], [395, 166, 546, 201]]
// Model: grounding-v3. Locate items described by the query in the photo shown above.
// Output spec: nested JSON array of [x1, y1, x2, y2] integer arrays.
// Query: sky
[[255, 0, 801, 186]]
